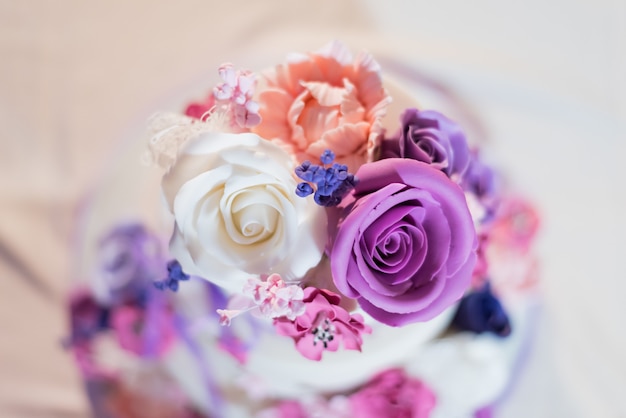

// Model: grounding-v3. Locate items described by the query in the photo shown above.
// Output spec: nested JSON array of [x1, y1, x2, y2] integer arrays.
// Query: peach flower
[[253, 41, 391, 172]]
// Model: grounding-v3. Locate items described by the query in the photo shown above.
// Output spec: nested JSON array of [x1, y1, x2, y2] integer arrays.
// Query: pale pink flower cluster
[[217, 274, 305, 326], [213, 63, 261, 129], [243, 274, 306, 320]]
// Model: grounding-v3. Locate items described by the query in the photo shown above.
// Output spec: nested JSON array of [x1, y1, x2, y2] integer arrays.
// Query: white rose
[[162, 132, 327, 292]]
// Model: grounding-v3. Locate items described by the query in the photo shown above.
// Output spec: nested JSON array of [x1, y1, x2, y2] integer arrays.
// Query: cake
[[67, 41, 540, 418]]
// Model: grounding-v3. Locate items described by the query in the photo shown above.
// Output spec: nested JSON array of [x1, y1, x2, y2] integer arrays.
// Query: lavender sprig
[[294, 150, 358, 207]]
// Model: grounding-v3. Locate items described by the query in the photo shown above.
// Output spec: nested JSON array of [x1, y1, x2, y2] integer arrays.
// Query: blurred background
[[0, 1, 624, 417]]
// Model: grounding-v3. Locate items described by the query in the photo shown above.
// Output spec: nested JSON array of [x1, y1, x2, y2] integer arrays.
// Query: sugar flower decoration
[[274, 287, 371, 361], [253, 40, 391, 172], [349, 369, 436, 418], [162, 132, 327, 293], [153, 259, 190, 292], [381, 108, 470, 181], [110, 304, 176, 357], [212, 63, 261, 129], [331, 158, 477, 326], [295, 149, 358, 207], [217, 274, 305, 325]]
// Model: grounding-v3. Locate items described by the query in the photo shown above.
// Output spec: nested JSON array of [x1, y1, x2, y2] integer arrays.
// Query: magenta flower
[[349, 369, 436, 418], [110, 304, 176, 358], [274, 287, 371, 361]]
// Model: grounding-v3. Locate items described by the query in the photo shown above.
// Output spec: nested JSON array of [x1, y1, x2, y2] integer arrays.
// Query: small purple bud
[[296, 182, 314, 197], [320, 149, 335, 165]]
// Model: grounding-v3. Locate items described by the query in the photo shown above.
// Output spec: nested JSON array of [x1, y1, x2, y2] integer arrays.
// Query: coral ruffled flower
[[253, 41, 391, 172], [274, 287, 371, 361]]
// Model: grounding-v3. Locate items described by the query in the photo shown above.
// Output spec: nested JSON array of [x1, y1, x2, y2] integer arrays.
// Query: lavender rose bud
[[381, 109, 470, 180], [330, 158, 477, 326]]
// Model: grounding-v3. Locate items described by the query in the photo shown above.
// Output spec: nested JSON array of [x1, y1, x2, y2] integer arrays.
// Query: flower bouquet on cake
[[67, 41, 540, 418]]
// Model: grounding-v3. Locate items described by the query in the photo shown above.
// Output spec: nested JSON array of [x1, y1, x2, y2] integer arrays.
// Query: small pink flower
[[218, 274, 305, 325], [470, 232, 490, 289], [486, 197, 540, 295], [490, 197, 540, 254], [110, 305, 176, 357], [253, 41, 391, 172], [274, 287, 371, 361], [213, 63, 261, 129], [184, 63, 261, 129], [349, 369, 436, 418]]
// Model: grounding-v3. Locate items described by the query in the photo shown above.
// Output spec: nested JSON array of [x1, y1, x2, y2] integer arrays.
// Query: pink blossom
[[470, 232, 490, 289], [486, 197, 540, 295], [218, 275, 305, 325], [213, 63, 261, 129], [274, 287, 371, 361], [183, 63, 261, 128], [253, 41, 391, 172], [349, 369, 436, 418], [490, 197, 540, 254], [110, 305, 176, 357]]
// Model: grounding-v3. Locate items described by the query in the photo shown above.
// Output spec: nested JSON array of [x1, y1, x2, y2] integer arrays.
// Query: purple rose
[[381, 109, 470, 180], [330, 159, 477, 326], [349, 369, 436, 418]]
